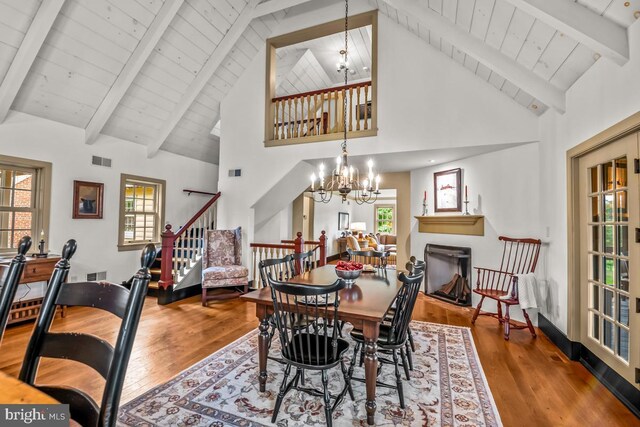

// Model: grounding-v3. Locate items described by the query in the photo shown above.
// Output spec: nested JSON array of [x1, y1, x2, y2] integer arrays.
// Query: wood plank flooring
[[0, 294, 636, 426]]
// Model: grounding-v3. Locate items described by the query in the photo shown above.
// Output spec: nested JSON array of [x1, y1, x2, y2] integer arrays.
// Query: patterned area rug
[[118, 321, 501, 426]]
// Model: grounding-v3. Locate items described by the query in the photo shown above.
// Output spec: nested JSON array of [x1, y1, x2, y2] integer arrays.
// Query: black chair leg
[[400, 347, 411, 380], [405, 340, 414, 371], [300, 368, 305, 385], [392, 349, 405, 409], [322, 370, 333, 427], [359, 344, 365, 367], [340, 359, 355, 401], [408, 327, 416, 352], [271, 364, 291, 423]]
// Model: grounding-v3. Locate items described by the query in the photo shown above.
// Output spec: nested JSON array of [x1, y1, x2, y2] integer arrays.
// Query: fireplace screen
[[424, 244, 471, 306]]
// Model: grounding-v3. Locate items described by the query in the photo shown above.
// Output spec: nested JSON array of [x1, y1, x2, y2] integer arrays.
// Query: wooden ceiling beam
[[0, 0, 66, 123], [85, 0, 185, 144], [382, 0, 566, 113], [503, 0, 628, 66], [147, 0, 261, 158], [253, 0, 315, 18]]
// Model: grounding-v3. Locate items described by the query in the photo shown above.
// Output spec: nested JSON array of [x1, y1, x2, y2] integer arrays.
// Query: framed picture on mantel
[[434, 168, 461, 213]]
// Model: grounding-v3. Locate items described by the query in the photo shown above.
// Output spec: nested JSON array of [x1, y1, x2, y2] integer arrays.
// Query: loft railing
[[268, 81, 373, 146], [250, 231, 327, 289], [158, 192, 220, 290]]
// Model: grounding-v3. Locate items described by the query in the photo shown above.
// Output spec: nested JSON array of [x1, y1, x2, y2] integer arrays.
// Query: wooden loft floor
[[0, 295, 635, 426]]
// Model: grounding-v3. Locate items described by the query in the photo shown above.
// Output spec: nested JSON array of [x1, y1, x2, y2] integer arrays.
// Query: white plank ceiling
[[0, 0, 635, 163]]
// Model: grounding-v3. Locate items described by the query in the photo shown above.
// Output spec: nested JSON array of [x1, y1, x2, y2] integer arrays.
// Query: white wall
[[313, 195, 352, 255], [253, 203, 292, 243], [538, 20, 640, 334], [410, 143, 543, 324], [0, 112, 218, 283], [218, 5, 539, 267]]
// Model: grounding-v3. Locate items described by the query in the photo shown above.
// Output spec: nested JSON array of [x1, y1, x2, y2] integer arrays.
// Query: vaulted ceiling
[[0, 0, 636, 164]]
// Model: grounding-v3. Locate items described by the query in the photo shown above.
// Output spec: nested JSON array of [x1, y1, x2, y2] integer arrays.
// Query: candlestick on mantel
[[422, 189, 428, 216], [463, 185, 470, 216]]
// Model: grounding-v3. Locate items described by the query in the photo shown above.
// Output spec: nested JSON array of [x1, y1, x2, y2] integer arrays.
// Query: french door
[[578, 132, 640, 385]]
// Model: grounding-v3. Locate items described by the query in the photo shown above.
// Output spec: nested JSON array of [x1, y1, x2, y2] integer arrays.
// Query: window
[[118, 174, 165, 251], [375, 205, 395, 234], [0, 156, 51, 254]]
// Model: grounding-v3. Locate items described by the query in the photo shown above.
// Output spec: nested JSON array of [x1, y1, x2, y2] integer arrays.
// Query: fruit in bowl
[[335, 261, 363, 284]]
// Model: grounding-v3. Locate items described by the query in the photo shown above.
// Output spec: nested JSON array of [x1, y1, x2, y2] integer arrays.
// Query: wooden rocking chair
[[471, 236, 541, 340]]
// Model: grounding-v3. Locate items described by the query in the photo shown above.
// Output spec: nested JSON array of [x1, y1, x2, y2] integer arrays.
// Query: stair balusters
[[270, 81, 372, 143]]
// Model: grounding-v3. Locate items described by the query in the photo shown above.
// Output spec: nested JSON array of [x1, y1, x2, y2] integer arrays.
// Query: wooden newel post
[[294, 231, 304, 275], [158, 224, 175, 290], [318, 230, 327, 267]]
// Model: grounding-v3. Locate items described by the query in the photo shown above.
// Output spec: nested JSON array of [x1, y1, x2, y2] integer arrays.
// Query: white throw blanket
[[501, 273, 538, 309]]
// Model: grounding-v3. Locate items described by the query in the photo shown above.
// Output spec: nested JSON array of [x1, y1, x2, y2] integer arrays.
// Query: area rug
[[118, 321, 502, 426]]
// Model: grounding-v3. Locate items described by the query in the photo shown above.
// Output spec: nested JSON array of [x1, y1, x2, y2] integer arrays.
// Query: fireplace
[[424, 244, 472, 306]]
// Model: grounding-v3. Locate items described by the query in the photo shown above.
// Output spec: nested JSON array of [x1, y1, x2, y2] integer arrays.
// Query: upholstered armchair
[[201, 227, 248, 305]]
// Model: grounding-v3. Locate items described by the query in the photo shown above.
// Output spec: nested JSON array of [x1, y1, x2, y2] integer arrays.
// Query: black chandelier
[[309, 0, 380, 205]]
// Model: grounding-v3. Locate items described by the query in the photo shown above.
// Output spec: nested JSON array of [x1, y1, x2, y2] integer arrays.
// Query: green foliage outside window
[[376, 206, 394, 234]]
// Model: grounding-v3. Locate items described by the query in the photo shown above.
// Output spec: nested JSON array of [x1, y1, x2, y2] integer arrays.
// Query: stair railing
[[159, 192, 221, 290], [250, 230, 327, 288]]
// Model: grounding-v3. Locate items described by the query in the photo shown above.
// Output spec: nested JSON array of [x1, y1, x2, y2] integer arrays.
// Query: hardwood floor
[[0, 294, 636, 426]]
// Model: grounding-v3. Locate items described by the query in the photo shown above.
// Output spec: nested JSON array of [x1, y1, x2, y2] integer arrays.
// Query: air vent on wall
[[87, 271, 107, 281], [92, 155, 112, 167], [228, 169, 242, 177]]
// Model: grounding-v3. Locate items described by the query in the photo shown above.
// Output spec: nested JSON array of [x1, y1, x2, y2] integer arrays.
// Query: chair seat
[[474, 288, 520, 304], [203, 265, 248, 280], [282, 334, 349, 367], [351, 324, 402, 347]]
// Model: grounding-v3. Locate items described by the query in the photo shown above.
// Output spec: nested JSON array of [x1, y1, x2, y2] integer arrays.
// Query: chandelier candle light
[[309, 0, 380, 205]]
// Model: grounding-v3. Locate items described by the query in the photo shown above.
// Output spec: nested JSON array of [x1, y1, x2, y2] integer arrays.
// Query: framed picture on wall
[[338, 212, 350, 230], [434, 168, 461, 212], [73, 180, 104, 219]]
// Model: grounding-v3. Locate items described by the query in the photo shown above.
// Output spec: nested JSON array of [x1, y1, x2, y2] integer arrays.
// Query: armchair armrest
[[474, 267, 517, 296]]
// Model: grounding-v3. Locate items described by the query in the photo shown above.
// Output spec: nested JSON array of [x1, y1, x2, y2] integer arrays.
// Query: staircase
[[153, 192, 220, 304]]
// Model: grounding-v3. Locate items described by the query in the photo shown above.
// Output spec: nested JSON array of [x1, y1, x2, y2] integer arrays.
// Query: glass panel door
[[578, 132, 639, 385]]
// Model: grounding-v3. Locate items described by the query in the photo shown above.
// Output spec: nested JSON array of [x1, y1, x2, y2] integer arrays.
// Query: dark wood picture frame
[[338, 212, 350, 230], [434, 168, 462, 213], [73, 180, 104, 219]]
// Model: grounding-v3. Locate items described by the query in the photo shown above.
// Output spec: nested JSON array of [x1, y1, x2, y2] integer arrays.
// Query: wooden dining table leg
[[257, 306, 270, 392], [363, 320, 380, 426]]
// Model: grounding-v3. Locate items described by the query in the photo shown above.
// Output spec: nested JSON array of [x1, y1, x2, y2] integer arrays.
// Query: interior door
[[578, 132, 640, 386]]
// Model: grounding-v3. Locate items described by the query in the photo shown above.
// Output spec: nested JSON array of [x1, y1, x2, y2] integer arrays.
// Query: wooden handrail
[[183, 189, 217, 196], [159, 192, 220, 290], [250, 243, 296, 250], [174, 192, 221, 239], [272, 81, 371, 102], [281, 240, 321, 245]]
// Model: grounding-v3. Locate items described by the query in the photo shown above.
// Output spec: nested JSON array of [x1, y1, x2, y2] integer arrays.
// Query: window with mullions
[[375, 205, 395, 234], [587, 157, 630, 362], [0, 156, 51, 254], [0, 166, 36, 251], [118, 174, 165, 251]]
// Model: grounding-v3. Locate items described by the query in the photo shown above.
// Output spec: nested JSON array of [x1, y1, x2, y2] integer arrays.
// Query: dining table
[[0, 371, 58, 404], [241, 265, 403, 426]]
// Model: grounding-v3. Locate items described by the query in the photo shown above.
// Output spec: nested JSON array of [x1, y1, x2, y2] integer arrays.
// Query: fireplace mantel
[[414, 215, 484, 236]]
